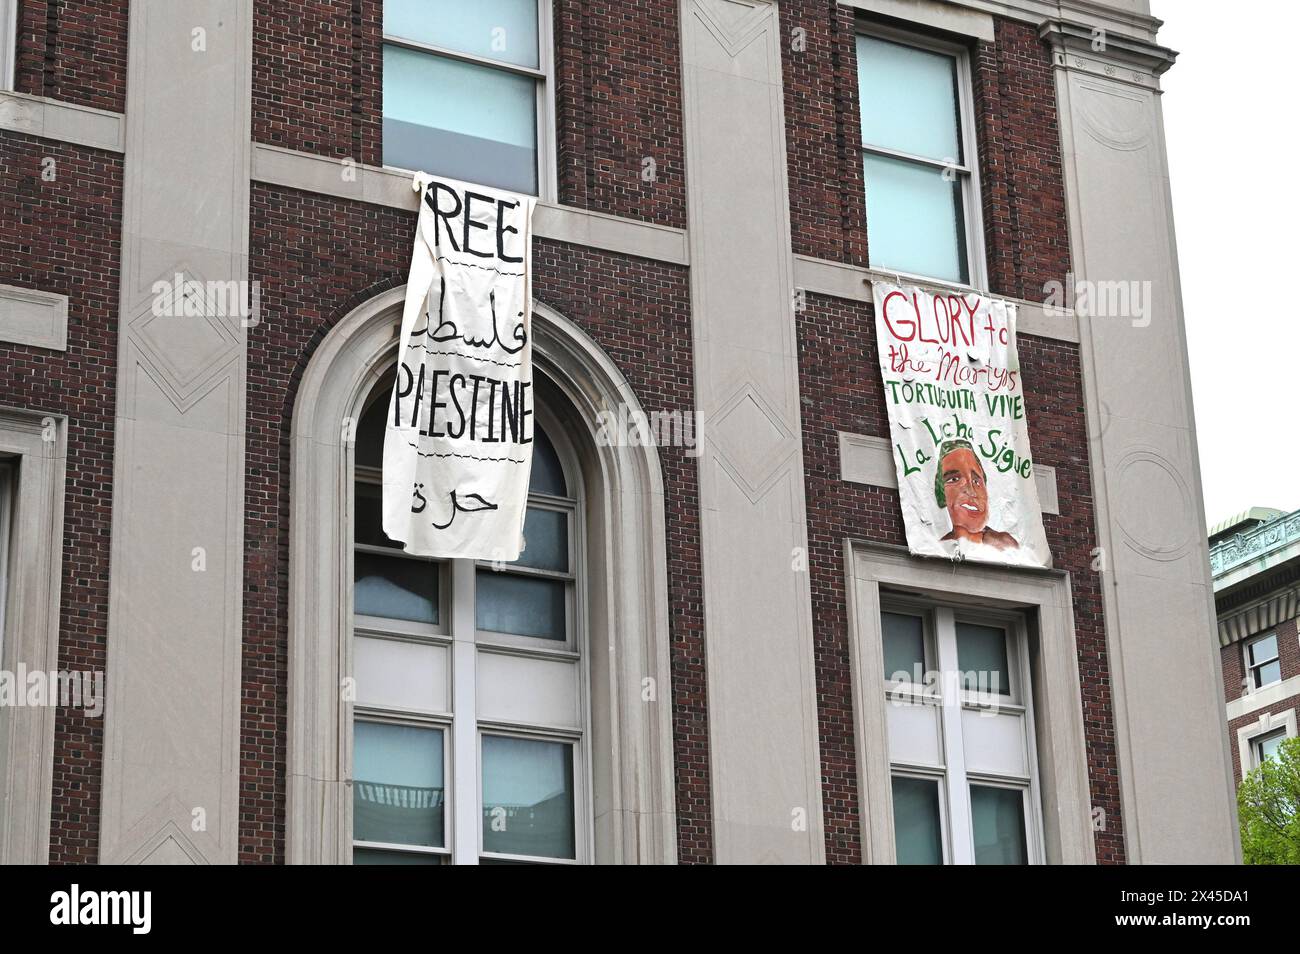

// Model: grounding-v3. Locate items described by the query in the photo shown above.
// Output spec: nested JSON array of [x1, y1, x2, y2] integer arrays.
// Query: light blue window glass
[[516, 507, 568, 573], [857, 35, 961, 161], [354, 552, 439, 623], [862, 152, 966, 283], [476, 569, 565, 639], [529, 425, 568, 496], [353, 722, 446, 848], [1257, 732, 1285, 765], [956, 621, 1010, 695], [383, 45, 537, 194], [882, 611, 925, 684], [386, 0, 540, 69], [857, 33, 971, 284], [970, 785, 1027, 865], [891, 775, 943, 864], [481, 735, 576, 859]]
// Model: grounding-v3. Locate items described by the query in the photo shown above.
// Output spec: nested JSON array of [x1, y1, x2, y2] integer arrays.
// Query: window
[[382, 0, 553, 197], [856, 25, 983, 286], [881, 601, 1042, 864], [350, 372, 587, 864], [1252, 729, 1286, 769], [1245, 633, 1281, 690], [0, 460, 11, 666], [0, 0, 15, 92]]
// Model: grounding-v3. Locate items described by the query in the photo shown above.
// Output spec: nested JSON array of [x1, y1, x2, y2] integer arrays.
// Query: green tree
[[1237, 734, 1300, 864]]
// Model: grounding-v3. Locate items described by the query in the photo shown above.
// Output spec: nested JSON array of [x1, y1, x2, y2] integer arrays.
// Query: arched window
[[288, 289, 676, 865], [349, 370, 588, 865]]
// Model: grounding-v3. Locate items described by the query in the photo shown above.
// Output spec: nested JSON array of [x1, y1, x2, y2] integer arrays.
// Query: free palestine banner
[[382, 173, 537, 560], [872, 281, 1051, 568]]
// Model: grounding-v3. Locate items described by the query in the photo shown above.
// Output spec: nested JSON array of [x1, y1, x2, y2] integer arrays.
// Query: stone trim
[[0, 407, 66, 865], [0, 90, 125, 152], [0, 284, 67, 351]]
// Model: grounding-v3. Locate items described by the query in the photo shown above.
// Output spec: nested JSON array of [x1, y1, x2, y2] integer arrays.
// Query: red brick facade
[[14, 0, 129, 113], [0, 132, 122, 864], [1222, 617, 1300, 785], [3, 0, 1124, 865]]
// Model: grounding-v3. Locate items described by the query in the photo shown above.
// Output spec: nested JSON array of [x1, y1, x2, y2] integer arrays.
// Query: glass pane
[[970, 785, 1027, 865], [529, 425, 567, 496], [355, 390, 389, 470], [891, 775, 943, 864], [856, 35, 961, 161], [1254, 660, 1282, 688], [355, 551, 439, 624], [882, 611, 925, 684], [353, 848, 443, 865], [957, 621, 1010, 696], [384, 46, 537, 194], [863, 152, 967, 284], [386, 0, 540, 69], [353, 722, 445, 847], [475, 569, 565, 639], [1257, 733, 1285, 764], [1249, 634, 1278, 665], [482, 736, 576, 859], [515, 507, 568, 572], [355, 481, 401, 549]]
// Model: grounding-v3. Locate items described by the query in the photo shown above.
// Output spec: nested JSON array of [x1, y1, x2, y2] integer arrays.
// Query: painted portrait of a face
[[934, 440, 1019, 550]]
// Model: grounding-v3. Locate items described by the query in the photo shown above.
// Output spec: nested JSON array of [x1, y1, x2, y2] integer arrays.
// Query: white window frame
[[856, 20, 988, 291], [1251, 729, 1286, 769], [0, 0, 16, 92], [349, 381, 592, 865], [1236, 708, 1298, 779], [1244, 632, 1281, 691], [380, 0, 557, 202], [882, 596, 1045, 865]]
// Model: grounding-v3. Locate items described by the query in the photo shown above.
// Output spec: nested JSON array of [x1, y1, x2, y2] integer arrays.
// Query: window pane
[[863, 152, 967, 283], [386, 0, 540, 69], [529, 425, 568, 496], [957, 621, 1010, 696], [476, 569, 565, 639], [353, 848, 443, 865], [970, 785, 1027, 865], [384, 46, 537, 194], [1254, 660, 1282, 688], [482, 736, 575, 859], [891, 775, 943, 864], [355, 552, 439, 624], [355, 482, 401, 549], [353, 722, 445, 847], [515, 507, 568, 572], [355, 391, 389, 470], [1249, 634, 1278, 665], [857, 35, 960, 161], [1257, 733, 1285, 764], [882, 612, 925, 684]]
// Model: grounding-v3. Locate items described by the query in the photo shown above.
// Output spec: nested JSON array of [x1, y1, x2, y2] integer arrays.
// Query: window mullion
[[449, 557, 480, 864], [935, 607, 974, 864]]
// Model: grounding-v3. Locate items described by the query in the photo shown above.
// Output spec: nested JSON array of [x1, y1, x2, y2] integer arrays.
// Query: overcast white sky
[[1154, 1, 1300, 527]]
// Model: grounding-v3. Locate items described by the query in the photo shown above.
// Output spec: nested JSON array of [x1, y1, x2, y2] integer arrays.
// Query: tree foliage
[[1238, 734, 1300, 865]]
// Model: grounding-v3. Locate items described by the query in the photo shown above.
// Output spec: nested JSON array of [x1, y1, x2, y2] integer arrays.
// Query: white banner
[[382, 173, 537, 560], [872, 282, 1051, 568]]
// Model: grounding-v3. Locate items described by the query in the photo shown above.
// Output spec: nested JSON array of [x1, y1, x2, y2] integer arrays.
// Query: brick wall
[[243, 184, 710, 863], [781, 7, 1072, 301], [796, 292, 1125, 864], [15, 1, 129, 113], [252, 0, 686, 228], [0, 131, 122, 863]]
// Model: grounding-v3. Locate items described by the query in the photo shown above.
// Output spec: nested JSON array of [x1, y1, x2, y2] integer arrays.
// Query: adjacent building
[[1211, 508, 1300, 785], [0, 0, 1239, 864]]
